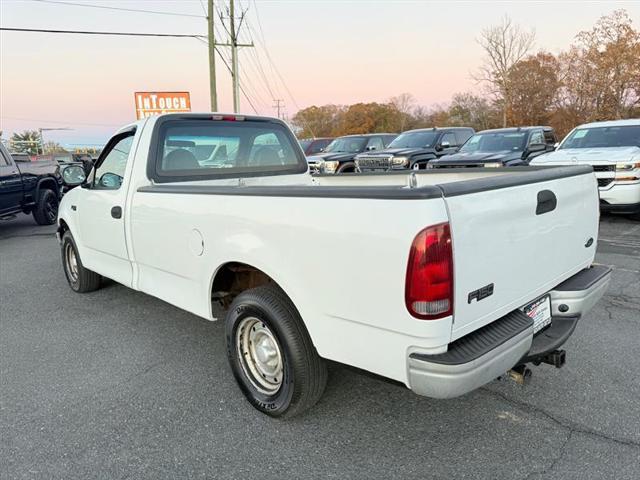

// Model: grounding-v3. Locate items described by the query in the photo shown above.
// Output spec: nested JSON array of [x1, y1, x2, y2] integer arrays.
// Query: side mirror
[[440, 141, 451, 149], [553, 142, 560, 150], [98, 172, 123, 189], [61, 165, 87, 186], [528, 143, 546, 153]]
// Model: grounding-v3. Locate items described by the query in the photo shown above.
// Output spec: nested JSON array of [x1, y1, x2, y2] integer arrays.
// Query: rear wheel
[[225, 284, 327, 417], [61, 231, 101, 293], [33, 189, 59, 225]]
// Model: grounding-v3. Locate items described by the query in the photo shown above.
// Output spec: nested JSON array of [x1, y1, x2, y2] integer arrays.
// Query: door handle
[[111, 206, 122, 219], [536, 190, 557, 215]]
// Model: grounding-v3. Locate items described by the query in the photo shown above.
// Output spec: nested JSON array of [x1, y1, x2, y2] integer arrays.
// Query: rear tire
[[61, 231, 101, 293], [225, 284, 327, 418], [33, 189, 59, 225]]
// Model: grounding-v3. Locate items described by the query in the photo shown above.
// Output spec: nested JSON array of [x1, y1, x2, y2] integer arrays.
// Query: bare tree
[[389, 93, 415, 132], [474, 16, 535, 126]]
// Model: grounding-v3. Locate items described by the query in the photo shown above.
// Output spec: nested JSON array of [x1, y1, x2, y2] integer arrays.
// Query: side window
[[529, 130, 544, 146], [543, 130, 556, 145], [309, 141, 325, 154], [455, 130, 473, 146], [366, 137, 384, 151], [93, 134, 134, 190], [0, 149, 9, 166], [441, 132, 456, 147]]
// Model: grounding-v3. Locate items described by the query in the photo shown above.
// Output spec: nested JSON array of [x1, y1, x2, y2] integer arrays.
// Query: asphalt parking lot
[[1, 214, 639, 479]]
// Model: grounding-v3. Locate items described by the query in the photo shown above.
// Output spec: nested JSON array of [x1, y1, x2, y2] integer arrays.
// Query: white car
[[56, 114, 610, 417], [530, 119, 640, 219]]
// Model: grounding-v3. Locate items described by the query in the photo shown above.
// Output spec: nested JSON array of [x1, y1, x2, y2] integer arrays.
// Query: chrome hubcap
[[236, 317, 283, 394], [65, 243, 79, 282]]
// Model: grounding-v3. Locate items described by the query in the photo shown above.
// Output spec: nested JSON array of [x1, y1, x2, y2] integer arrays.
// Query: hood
[[306, 152, 356, 163], [356, 147, 435, 158], [432, 150, 521, 165], [530, 146, 640, 165]]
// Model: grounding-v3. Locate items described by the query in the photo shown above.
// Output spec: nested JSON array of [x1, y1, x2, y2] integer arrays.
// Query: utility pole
[[207, 0, 217, 112], [229, 0, 240, 113], [218, 0, 253, 113], [273, 99, 284, 119]]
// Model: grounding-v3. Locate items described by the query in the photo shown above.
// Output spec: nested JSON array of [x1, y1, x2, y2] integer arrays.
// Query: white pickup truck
[[530, 119, 640, 219], [57, 114, 610, 417]]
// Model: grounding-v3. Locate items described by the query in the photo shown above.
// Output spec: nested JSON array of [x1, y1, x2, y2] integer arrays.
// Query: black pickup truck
[[428, 126, 557, 169], [0, 143, 63, 225], [355, 127, 474, 172], [306, 133, 398, 174]]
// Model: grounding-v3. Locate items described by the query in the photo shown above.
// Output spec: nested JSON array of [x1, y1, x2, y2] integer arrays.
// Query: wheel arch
[[36, 176, 60, 198], [210, 261, 287, 310], [209, 259, 323, 360]]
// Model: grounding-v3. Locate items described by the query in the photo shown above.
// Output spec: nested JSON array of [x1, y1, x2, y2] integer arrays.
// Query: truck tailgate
[[439, 167, 599, 340]]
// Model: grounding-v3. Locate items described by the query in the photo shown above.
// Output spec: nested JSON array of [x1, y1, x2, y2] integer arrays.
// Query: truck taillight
[[405, 222, 453, 320]]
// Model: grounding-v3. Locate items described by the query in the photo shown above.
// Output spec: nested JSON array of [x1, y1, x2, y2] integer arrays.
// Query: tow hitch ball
[[507, 365, 532, 385]]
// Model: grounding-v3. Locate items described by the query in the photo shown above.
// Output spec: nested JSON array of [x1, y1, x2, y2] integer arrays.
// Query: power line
[[195, 38, 259, 114], [0, 27, 206, 38], [31, 0, 204, 18], [1, 116, 121, 127]]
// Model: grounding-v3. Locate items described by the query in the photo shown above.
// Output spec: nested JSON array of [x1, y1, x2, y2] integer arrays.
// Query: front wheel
[[225, 284, 327, 418], [61, 231, 102, 293], [33, 189, 59, 225], [336, 162, 356, 173]]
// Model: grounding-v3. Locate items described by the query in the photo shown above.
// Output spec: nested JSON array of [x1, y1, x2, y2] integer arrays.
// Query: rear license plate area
[[521, 295, 552, 334]]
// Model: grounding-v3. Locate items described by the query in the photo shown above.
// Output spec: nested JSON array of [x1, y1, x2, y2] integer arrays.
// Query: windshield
[[324, 137, 367, 153], [560, 125, 640, 149], [460, 132, 527, 153], [299, 139, 312, 149], [388, 131, 438, 149]]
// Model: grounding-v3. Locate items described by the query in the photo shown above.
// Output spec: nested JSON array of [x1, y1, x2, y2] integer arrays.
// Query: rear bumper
[[600, 200, 640, 215], [407, 265, 611, 399]]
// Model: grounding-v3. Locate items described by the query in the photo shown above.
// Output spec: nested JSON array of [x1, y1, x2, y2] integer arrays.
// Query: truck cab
[[355, 127, 474, 172], [429, 127, 557, 169], [306, 133, 397, 174]]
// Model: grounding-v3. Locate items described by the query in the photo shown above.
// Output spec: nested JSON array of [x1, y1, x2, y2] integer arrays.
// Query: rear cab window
[[151, 116, 306, 182]]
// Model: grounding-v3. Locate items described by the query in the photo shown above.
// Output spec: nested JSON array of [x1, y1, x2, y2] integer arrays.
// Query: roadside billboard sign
[[135, 91, 191, 119]]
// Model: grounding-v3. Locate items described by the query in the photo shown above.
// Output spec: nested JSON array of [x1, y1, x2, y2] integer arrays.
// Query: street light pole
[[38, 127, 72, 155]]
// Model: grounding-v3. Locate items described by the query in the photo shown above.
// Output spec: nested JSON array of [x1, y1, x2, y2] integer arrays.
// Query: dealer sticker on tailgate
[[521, 295, 552, 334]]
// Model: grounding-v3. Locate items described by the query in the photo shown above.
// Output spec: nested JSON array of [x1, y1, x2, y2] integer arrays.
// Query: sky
[[1, 0, 639, 148]]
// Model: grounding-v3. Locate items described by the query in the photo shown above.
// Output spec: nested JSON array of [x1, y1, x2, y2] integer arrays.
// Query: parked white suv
[[530, 119, 640, 219]]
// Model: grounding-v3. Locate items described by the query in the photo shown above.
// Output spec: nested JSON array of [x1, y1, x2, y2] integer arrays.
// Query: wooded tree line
[[292, 10, 640, 139]]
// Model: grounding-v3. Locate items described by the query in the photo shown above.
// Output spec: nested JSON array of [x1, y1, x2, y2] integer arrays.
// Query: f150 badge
[[468, 283, 494, 304]]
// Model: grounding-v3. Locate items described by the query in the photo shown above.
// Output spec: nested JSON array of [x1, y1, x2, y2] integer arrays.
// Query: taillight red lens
[[405, 222, 453, 320]]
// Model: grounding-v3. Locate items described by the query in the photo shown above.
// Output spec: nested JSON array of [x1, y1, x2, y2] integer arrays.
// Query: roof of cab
[[575, 118, 640, 129], [403, 127, 474, 133], [477, 126, 553, 134]]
